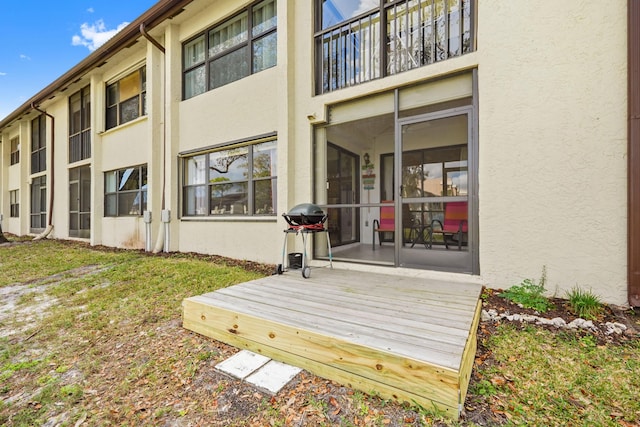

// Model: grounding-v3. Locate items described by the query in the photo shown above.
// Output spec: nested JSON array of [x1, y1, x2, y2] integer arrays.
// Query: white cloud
[[19, 54, 31, 60], [0, 72, 6, 76], [87, 7, 94, 13], [72, 19, 129, 51]]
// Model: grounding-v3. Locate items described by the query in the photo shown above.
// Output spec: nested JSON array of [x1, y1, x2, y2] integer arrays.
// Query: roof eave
[[0, 0, 193, 129]]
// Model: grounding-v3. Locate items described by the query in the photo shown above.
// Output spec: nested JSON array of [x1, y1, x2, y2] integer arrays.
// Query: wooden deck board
[[216, 284, 475, 337], [192, 293, 466, 366], [183, 267, 483, 420]]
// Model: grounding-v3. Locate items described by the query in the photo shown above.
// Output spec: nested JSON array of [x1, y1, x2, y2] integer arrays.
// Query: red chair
[[428, 201, 468, 250], [372, 203, 394, 250]]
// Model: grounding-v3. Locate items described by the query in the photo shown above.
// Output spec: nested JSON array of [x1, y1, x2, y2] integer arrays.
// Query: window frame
[[181, 137, 277, 217], [103, 164, 148, 217], [30, 175, 47, 231], [10, 190, 19, 218], [182, 0, 277, 100], [105, 67, 147, 130], [31, 115, 47, 174], [69, 85, 91, 162], [10, 136, 19, 165]]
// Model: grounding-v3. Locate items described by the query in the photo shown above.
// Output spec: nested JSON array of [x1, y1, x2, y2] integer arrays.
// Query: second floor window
[[106, 67, 146, 130], [69, 86, 91, 162], [183, 0, 277, 100], [10, 136, 19, 165], [31, 115, 46, 174]]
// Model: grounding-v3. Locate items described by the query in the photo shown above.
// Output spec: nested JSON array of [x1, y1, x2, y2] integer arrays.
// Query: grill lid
[[286, 203, 324, 216]]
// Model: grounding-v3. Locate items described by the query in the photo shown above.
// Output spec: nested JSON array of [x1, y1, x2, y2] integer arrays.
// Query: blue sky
[[0, 0, 158, 121]]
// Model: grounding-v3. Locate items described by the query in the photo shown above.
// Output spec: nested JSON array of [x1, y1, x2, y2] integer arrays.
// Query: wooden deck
[[182, 266, 483, 419]]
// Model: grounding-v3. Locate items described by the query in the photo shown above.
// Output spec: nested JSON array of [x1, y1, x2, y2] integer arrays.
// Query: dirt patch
[[0, 265, 106, 339]]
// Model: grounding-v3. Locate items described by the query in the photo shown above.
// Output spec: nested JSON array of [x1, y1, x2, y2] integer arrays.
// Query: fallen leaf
[[329, 397, 339, 408], [490, 376, 506, 387]]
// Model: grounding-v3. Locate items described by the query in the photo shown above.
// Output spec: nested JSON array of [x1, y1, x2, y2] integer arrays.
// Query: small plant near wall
[[499, 266, 554, 313], [566, 287, 603, 320]]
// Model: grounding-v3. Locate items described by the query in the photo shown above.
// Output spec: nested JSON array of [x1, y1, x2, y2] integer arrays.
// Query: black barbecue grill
[[278, 203, 333, 278], [282, 203, 326, 226]]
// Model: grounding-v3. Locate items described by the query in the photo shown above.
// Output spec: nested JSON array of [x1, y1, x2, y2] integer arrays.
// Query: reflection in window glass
[[397, 145, 467, 198], [184, 67, 206, 99], [104, 165, 147, 216], [321, 0, 378, 28], [253, 32, 277, 73], [253, 141, 277, 177], [186, 155, 207, 185], [183, 2, 277, 98], [182, 139, 277, 216], [209, 12, 248, 57], [105, 67, 146, 130], [209, 147, 248, 181], [210, 47, 250, 89], [184, 35, 205, 68], [253, 0, 277, 35]]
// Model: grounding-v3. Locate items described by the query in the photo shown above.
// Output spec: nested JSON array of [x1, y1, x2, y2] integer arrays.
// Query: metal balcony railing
[[315, 0, 474, 94]]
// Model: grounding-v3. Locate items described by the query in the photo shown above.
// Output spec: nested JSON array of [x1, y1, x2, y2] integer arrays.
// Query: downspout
[[140, 23, 170, 253], [31, 104, 54, 240], [628, 0, 640, 307]]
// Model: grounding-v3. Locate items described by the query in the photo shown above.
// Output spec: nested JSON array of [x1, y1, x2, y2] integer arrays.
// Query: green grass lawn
[[1, 240, 638, 426]]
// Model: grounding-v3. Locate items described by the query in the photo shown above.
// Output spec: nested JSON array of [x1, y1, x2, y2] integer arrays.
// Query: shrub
[[499, 267, 554, 313], [566, 287, 603, 320]]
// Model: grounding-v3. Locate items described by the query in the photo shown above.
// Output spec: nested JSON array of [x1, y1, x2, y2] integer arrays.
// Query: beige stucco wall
[[477, 0, 628, 304], [174, 0, 286, 261]]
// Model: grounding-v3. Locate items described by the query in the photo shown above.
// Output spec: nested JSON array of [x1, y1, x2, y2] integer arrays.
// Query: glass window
[[184, 35, 205, 68], [253, 140, 277, 214], [30, 176, 47, 231], [31, 115, 47, 174], [104, 165, 147, 216], [69, 86, 91, 163], [253, 32, 277, 73], [10, 136, 20, 165], [320, 0, 377, 29], [182, 0, 277, 99], [105, 67, 146, 130], [210, 46, 250, 89], [182, 138, 277, 216], [209, 12, 248, 56], [10, 190, 19, 218], [253, 0, 277, 35]]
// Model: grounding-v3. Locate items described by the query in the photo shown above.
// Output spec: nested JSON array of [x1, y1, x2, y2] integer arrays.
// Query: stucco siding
[[101, 217, 146, 249], [477, 0, 628, 303], [99, 119, 150, 172], [179, 68, 279, 152], [179, 220, 281, 264]]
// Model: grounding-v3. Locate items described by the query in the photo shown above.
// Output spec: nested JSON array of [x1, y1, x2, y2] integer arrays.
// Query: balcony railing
[[315, 0, 474, 94]]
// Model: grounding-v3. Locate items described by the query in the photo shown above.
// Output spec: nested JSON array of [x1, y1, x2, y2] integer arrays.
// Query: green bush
[[566, 287, 603, 320], [499, 267, 553, 313]]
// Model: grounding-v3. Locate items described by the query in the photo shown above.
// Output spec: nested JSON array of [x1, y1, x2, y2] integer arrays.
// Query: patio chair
[[372, 203, 395, 250], [428, 201, 468, 250]]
